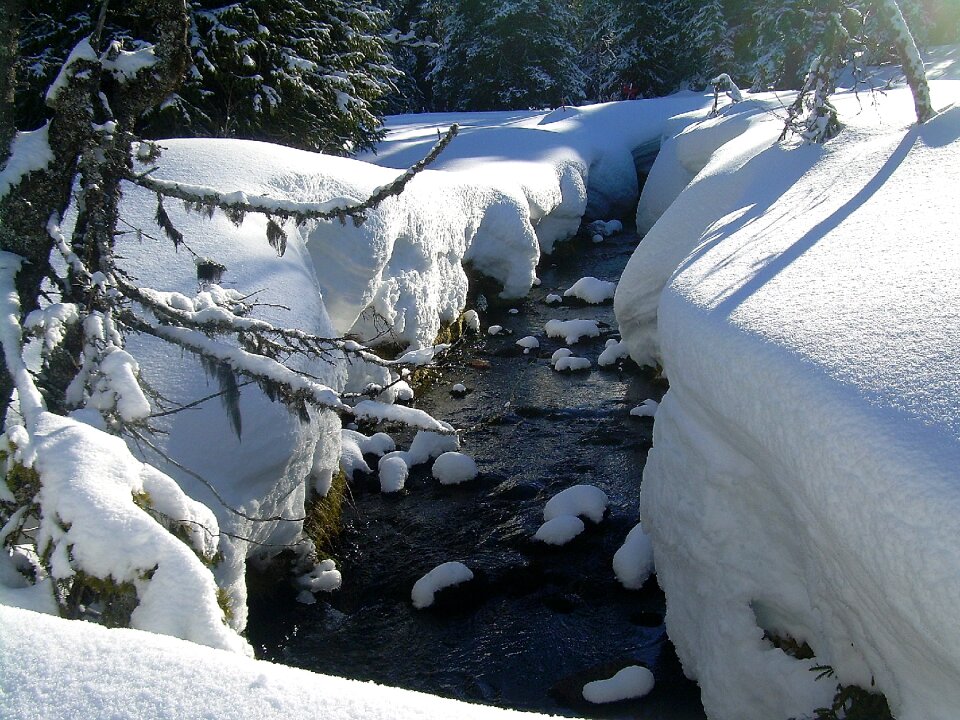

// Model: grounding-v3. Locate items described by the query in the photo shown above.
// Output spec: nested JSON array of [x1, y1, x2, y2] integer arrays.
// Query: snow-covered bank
[[0, 605, 561, 720], [615, 50, 960, 719]]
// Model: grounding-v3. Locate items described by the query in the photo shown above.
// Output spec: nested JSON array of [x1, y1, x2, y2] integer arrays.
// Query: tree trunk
[[873, 0, 935, 123]]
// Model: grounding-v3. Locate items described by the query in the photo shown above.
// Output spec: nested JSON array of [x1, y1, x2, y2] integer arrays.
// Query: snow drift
[[616, 49, 960, 720]]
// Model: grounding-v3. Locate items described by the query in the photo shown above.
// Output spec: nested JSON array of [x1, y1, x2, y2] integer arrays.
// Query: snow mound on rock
[[533, 515, 585, 545], [582, 666, 655, 704], [411, 562, 474, 609], [544, 484, 608, 524], [432, 452, 479, 485]]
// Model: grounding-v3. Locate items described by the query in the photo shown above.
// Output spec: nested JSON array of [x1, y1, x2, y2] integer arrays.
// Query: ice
[[533, 515, 585, 545], [411, 561, 474, 609], [582, 666, 655, 703], [612, 523, 655, 589], [544, 318, 600, 344], [563, 277, 617, 304], [432, 452, 479, 485], [544, 484, 608, 524]]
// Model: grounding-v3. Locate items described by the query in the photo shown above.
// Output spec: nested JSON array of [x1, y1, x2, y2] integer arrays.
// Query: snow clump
[[516, 336, 540, 353], [554, 356, 591, 372], [533, 515, 585, 545], [629, 400, 659, 418], [411, 561, 474, 609], [340, 429, 396, 480], [487, 325, 504, 336], [377, 455, 409, 493], [586, 219, 623, 238], [296, 559, 342, 597], [451, 383, 467, 396], [582, 666, 655, 704], [545, 294, 563, 305], [544, 484, 608, 523], [462, 309, 480, 332], [377, 431, 461, 492], [563, 277, 617, 304], [432, 452, 479, 485], [612, 523, 655, 589], [598, 339, 630, 367], [544, 318, 600, 344]]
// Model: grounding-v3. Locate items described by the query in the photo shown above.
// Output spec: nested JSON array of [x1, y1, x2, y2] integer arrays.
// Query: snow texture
[[516, 335, 540, 353], [411, 561, 474, 609], [612, 523, 655, 590], [597, 339, 629, 367], [543, 485, 608, 524], [296, 558, 342, 594], [533, 515, 585, 545], [0, 604, 559, 720], [544, 293, 562, 305], [0, 123, 53, 200], [563, 277, 617, 304], [553, 356, 591, 372], [544, 319, 600, 344], [582, 666, 655, 703], [616, 47, 960, 720], [340, 429, 396, 479], [432, 452, 479, 485]]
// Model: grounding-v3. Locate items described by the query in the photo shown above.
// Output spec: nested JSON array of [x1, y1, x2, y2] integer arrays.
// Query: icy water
[[248, 228, 706, 720]]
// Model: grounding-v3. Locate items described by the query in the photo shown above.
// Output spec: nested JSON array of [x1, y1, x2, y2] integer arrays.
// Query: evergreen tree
[[378, 0, 441, 113], [431, 0, 585, 111], [578, 0, 695, 102], [16, 1, 399, 155]]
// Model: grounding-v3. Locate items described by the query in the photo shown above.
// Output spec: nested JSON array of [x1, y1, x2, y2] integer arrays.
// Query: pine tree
[[378, 0, 441, 113], [16, 1, 400, 155], [431, 0, 585, 111], [578, 0, 695, 102]]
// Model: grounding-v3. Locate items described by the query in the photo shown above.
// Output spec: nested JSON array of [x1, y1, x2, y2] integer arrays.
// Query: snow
[[411, 561, 474, 609], [544, 485, 608, 524], [597, 339, 629, 367], [516, 335, 540, 353], [553, 356, 591, 372], [0, 604, 560, 720], [629, 400, 658, 418], [451, 382, 467, 396], [377, 454, 409, 493], [340, 429, 395, 479], [533, 515, 585, 545], [544, 293, 562, 305], [488, 324, 504, 336], [296, 558, 342, 594], [563, 277, 617, 304], [582, 665, 655, 704], [463, 309, 481, 331], [378, 431, 460, 492], [614, 47, 960, 720], [544, 318, 600, 344], [432, 451, 479, 485], [0, 122, 53, 199], [612, 523, 655, 590]]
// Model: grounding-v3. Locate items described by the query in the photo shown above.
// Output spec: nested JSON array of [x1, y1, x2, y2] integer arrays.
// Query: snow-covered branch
[[129, 124, 459, 228]]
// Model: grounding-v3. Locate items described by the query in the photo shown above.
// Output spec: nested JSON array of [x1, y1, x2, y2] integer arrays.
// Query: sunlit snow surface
[[615, 48, 960, 720]]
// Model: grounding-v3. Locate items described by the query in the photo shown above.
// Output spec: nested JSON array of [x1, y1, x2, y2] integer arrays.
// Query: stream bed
[[248, 226, 706, 719]]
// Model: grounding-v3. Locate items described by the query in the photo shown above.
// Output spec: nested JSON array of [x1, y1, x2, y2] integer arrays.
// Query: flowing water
[[248, 227, 706, 719]]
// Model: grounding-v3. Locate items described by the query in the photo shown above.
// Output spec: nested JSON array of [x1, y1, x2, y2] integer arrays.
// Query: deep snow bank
[[363, 95, 712, 253], [615, 51, 960, 719], [0, 605, 560, 720]]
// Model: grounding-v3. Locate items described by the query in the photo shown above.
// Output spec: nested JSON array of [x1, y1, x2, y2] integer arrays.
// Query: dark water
[[248, 228, 706, 719]]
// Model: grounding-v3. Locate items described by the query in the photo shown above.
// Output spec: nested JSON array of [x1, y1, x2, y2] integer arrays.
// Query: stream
[[248, 225, 706, 719]]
